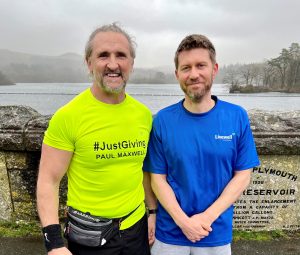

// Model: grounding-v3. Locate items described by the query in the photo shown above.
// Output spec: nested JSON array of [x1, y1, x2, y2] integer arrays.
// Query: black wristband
[[42, 224, 65, 252]]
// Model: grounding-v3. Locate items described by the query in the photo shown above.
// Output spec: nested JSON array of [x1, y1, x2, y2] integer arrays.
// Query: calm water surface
[[0, 83, 299, 115]]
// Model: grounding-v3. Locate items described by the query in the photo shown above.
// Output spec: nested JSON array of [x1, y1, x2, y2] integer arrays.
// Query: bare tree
[[223, 65, 241, 87]]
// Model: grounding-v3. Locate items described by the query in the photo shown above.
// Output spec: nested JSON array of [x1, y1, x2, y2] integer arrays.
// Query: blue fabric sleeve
[[143, 116, 167, 174], [234, 111, 260, 170]]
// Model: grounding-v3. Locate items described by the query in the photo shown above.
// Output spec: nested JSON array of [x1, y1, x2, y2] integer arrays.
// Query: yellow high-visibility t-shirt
[[43, 88, 152, 229]]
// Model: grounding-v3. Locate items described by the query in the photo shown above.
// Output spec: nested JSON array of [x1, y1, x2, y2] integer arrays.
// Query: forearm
[[143, 171, 157, 245], [151, 174, 188, 227], [36, 144, 72, 227], [204, 169, 251, 222], [143, 171, 157, 209], [151, 173, 212, 242], [37, 177, 60, 226]]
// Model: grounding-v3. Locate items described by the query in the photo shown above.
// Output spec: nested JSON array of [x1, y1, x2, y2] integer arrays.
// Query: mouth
[[187, 80, 204, 85], [105, 72, 122, 79], [187, 82, 203, 87], [104, 68, 122, 77], [102, 71, 126, 88]]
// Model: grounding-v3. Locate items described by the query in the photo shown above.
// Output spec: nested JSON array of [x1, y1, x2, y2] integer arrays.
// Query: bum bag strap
[[67, 202, 143, 224], [117, 202, 143, 222]]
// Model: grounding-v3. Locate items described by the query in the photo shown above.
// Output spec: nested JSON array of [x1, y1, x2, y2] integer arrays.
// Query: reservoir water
[[0, 83, 299, 115]]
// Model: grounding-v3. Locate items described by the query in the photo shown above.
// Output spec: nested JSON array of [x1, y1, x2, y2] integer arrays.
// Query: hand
[[147, 214, 156, 245], [48, 247, 72, 255], [180, 219, 209, 242], [179, 214, 212, 243], [190, 212, 213, 230]]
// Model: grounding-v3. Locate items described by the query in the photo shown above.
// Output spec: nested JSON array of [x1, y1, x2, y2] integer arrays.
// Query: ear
[[87, 58, 93, 73], [212, 63, 219, 80], [130, 59, 134, 72], [175, 69, 179, 80]]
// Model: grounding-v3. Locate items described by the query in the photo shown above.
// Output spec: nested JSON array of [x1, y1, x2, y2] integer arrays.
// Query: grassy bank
[[0, 221, 41, 238]]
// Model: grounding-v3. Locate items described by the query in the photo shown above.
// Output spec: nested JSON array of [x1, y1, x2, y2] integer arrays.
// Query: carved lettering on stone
[[234, 155, 300, 231]]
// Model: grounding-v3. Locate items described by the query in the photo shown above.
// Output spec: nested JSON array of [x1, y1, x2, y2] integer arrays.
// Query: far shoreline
[[0, 83, 15, 86], [229, 84, 300, 94]]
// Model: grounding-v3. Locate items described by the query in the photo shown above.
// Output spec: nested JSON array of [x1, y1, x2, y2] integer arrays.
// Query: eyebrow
[[97, 51, 128, 57], [98, 51, 109, 57], [115, 51, 127, 57]]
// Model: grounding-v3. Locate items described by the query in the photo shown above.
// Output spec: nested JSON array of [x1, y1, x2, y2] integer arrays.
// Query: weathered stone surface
[[249, 110, 300, 155], [9, 169, 36, 202], [5, 152, 28, 170], [254, 136, 300, 155], [0, 106, 40, 151], [7, 152, 40, 203], [0, 152, 13, 220], [59, 175, 68, 206], [24, 115, 51, 151], [234, 155, 300, 231], [249, 110, 300, 132], [9, 175, 67, 221], [13, 201, 38, 221]]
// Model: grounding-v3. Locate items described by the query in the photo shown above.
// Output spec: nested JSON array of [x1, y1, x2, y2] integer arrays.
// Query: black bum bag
[[64, 205, 140, 247]]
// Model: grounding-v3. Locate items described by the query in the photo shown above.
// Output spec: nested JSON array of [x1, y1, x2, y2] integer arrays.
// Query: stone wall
[[234, 110, 300, 231], [0, 106, 299, 231], [0, 106, 66, 221]]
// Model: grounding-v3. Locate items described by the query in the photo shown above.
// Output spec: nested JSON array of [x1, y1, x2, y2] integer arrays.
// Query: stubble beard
[[93, 70, 127, 95], [181, 80, 212, 103]]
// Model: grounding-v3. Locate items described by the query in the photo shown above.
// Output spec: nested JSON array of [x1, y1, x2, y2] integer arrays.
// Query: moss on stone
[[233, 230, 300, 241]]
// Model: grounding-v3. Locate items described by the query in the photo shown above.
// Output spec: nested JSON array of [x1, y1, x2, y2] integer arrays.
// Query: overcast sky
[[1, 0, 299, 68]]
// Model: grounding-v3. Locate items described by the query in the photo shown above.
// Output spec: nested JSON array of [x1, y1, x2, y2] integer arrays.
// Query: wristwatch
[[147, 208, 157, 214]]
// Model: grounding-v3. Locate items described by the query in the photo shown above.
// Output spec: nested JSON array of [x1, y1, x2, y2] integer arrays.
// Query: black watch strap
[[148, 209, 157, 214]]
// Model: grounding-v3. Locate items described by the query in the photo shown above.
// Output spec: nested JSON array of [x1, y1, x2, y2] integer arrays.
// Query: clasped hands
[[179, 213, 213, 243]]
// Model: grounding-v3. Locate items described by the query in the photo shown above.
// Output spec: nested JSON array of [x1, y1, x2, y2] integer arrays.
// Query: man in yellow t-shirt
[[36, 23, 156, 255]]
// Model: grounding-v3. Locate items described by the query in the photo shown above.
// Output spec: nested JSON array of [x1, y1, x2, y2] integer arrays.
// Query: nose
[[107, 56, 119, 70], [189, 67, 198, 80]]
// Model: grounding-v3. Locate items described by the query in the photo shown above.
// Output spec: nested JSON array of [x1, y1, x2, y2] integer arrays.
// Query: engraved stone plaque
[[234, 155, 300, 231]]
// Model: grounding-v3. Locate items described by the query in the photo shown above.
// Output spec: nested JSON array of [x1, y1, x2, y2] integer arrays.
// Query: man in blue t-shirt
[[143, 34, 260, 255]]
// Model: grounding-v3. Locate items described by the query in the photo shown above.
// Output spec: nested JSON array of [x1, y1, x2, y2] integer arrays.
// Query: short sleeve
[[234, 111, 260, 170], [143, 116, 167, 174], [43, 108, 75, 152]]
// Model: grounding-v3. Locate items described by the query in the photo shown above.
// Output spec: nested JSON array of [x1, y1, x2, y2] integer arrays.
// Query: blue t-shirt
[[143, 96, 260, 247]]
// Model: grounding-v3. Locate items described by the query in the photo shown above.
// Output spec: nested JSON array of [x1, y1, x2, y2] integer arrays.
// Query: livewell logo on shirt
[[214, 133, 236, 141]]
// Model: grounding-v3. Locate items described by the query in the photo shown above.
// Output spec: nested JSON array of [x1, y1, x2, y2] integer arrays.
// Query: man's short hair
[[85, 22, 136, 63], [174, 34, 216, 69]]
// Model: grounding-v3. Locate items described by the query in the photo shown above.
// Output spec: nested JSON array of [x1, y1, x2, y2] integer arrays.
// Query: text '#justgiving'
[[93, 140, 146, 151]]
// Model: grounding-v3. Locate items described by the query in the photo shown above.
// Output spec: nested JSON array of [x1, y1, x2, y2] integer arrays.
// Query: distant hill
[[0, 49, 88, 83], [0, 49, 226, 84], [0, 49, 178, 84], [0, 70, 14, 85]]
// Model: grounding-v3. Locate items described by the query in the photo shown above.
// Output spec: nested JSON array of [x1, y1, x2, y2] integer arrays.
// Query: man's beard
[[181, 81, 212, 103], [93, 69, 127, 94]]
